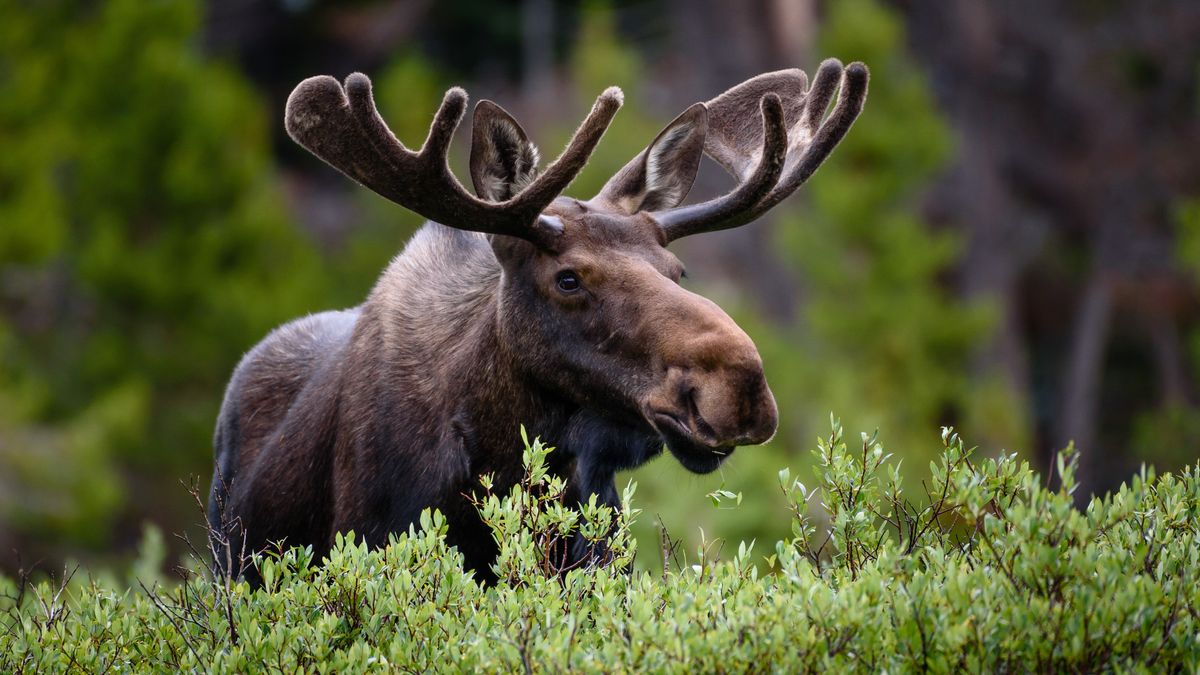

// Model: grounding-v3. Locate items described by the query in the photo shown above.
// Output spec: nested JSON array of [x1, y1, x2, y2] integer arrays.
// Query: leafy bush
[[3, 423, 1197, 672]]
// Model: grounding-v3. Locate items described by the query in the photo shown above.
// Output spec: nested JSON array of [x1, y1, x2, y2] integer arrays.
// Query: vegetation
[[0, 0, 330, 550], [3, 424, 1197, 672]]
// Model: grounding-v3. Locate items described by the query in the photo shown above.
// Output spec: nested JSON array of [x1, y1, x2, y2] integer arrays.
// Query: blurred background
[[2, 0, 1199, 573]]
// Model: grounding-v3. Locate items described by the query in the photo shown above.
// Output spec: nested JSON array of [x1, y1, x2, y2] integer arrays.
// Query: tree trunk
[[1057, 271, 1112, 501], [521, 0, 554, 102], [1147, 307, 1191, 407]]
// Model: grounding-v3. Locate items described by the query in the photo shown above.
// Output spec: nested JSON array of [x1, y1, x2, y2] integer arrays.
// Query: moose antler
[[653, 59, 869, 241], [285, 73, 623, 249]]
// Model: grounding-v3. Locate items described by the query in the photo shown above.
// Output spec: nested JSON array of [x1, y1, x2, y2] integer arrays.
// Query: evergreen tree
[[0, 0, 328, 553]]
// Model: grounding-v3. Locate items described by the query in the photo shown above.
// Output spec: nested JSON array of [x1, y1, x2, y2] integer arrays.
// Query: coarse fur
[[210, 59, 868, 583], [470, 101, 541, 201], [210, 224, 665, 583]]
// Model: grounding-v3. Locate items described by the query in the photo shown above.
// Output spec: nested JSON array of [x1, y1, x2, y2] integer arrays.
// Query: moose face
[[491, 199, 777, 473], [284, 60, 868, 474], [469, 98, 792, 472]]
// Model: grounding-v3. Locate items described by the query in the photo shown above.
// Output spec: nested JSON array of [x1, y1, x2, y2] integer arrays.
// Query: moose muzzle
[[641, 286, 779, 471]]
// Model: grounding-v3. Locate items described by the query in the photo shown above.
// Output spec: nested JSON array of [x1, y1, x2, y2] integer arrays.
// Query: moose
[[208, 59, 868, 583]]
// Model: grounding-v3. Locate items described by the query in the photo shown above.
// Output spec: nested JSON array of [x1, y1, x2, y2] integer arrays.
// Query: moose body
[[211, 226, 667, 577], [209, 60, 868, 582]]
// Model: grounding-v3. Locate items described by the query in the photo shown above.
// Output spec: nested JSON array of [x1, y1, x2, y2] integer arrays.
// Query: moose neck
[[458, 302, 664, 503], [456, 312, 576, 479], [352, 228, 566, 482], [355, 225, 660, 506]]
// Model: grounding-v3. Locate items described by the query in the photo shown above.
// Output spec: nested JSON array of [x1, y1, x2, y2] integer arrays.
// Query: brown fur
[[470, 100, 541, 201]]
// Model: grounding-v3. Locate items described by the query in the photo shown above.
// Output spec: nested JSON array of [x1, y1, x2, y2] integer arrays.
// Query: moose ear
[[469, 100, 540, 202], [594, 103, 708, 214]]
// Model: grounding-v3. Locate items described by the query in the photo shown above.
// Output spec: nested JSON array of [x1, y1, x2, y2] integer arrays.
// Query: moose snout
[[677, 359, 778, 447], [649, 336, 779, 450], [638, 280, 780, 455]]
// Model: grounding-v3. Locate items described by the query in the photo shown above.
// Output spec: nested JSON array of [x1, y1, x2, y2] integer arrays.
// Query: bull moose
[[208, 59, 868, 582]]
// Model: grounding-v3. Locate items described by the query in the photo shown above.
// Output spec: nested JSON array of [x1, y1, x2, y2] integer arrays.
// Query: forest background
[[1, 0, 1198, 572]]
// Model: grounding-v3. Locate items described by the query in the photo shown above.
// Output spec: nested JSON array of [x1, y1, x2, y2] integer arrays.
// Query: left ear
[[470, 100, 541, 202], [593, 103, 708, 214]]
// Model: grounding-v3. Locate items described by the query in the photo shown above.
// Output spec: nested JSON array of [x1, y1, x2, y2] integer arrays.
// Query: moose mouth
[[651, 411, 734, 474]]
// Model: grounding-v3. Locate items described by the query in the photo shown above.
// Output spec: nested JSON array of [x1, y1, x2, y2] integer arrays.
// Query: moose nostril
[[685, 388, 717, 440], [684, 387, 698, 417]]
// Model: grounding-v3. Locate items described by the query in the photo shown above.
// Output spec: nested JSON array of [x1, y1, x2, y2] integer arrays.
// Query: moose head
[[283, 60, 868, 474]]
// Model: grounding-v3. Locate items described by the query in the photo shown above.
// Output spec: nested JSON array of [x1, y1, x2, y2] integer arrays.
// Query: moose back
[[208, 60, 868, 583]]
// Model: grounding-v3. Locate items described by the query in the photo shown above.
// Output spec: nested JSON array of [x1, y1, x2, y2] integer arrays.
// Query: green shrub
[[2, 422, 1197, 672]]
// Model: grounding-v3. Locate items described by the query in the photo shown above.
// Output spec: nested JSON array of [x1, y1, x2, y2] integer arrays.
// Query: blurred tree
[[891, 0, 1200, 499], [0, 0, 330, 562], [775, 0, 1022, 457], [1132, 198, 1200, 474]]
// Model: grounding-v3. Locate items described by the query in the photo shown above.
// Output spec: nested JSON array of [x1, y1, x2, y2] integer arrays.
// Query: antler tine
[[796, 59, 844, 144], [415, 86, 469, 163], [508, 87, 625, 217], [755, 60, 869, 215], [286, 73, 623, 248], [653, 60, 869, 242], [286, 74, 415, 205], [654, 94, 788, 240]]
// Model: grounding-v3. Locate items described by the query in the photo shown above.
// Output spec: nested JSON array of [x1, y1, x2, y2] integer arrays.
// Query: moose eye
[[555, 271, 582, 293]]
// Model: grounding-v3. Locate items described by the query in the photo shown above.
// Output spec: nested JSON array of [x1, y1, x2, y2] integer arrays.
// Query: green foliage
[[0, 0, 333, 547], [2, 424, 1198, 672], [781, 0, 1023, 455]]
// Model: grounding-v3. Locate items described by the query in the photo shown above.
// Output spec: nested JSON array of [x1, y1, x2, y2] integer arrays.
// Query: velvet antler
[[285, 73, 623, 249], [653, 59, 869, 241]]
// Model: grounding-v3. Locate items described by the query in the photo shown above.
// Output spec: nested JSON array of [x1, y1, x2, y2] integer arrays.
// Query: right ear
[[470, 101, 540, 202], [593, 103, 708, 214]]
